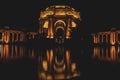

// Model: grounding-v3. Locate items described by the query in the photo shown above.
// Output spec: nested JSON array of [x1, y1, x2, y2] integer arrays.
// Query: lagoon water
[[0, 44, 120, 80]]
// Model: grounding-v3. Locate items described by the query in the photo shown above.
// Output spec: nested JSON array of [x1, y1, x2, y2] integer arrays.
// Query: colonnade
[[0, 30, 25, 43], [92, 31, 120, 45]]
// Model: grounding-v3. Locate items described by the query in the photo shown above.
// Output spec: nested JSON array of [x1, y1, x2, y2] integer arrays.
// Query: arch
[[54, 20, 66, 27], [55, 26, 64, 31], [55, 26, 65, 36]]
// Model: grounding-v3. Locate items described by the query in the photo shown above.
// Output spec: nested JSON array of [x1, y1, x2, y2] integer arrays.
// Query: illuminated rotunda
[[38, 5, 81, 43]]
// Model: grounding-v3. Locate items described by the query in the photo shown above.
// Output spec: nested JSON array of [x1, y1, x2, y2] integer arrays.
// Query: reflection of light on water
[[38, 47, 80, 80], [42, 60, 48, 71], [0, 45, 25, 62], [93, 46, 120, 62], [110, 46, 116, 60]]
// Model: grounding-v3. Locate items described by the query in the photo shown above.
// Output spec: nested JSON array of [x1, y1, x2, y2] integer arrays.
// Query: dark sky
[[0, 0, 120, 32]]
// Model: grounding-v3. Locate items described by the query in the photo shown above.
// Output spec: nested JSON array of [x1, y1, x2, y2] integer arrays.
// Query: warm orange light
[[43, 21, 49, 28], [110, 32, 116, 45], [54, 20, 66, 26], [71, 63, 76, 72], [110, 46, 116, 61], [42, 60, 48, 71], [53, 64, 65, 72], [55, 11, 66, 15], [54, 74, 65, 80], [71, 21, 76, 28], [50, 49, 53, 64]]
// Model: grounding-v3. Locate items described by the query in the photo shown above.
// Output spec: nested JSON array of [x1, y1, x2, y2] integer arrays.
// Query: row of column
[[93, 32, 119, 45], [1, 31, 25, 43]]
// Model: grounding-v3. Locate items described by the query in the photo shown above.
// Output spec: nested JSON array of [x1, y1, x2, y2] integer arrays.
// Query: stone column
[[6, 32, 10, 43], [110, 32, 116, 45], [50, 18, 53, 38], [5, 32, 7, 43], [20, 33, 24, 41], [97, 35, 100, 43], [93, 34, 96, 44], [2, 32, 5, 43], [95, 35, 97, 44], [66, 18, 71, 39], [47, 20, 50, 38], [20, 33, 24, 42]]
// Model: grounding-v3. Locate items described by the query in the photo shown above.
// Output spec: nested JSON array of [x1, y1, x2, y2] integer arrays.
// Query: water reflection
[[1, 44, 120, 80], [0, 45, 24, 61], [93, 46, 120, 62], [38, 46, 80, 80]]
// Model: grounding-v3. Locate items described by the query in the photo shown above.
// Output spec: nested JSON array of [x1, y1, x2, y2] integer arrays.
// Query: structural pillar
[[66, 18, 71, 39], [2, 32, 5, 43], [110, 32, 116, 45], [49, 18, 53, 38], [97, 35, 100, 43]]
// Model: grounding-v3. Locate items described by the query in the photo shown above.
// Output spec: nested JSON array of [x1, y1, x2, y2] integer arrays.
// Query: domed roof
[[40, 5, 80, 19], [45, 5, 75, 11]]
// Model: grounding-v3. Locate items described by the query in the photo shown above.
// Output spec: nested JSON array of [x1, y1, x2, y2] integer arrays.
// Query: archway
[[56, 27, 64, 37], [55, 26, 65, 44]]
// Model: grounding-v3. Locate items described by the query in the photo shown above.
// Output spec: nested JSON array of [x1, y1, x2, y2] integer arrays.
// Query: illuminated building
[[0, 26, 25, 44], [0, 5, 81, 44], [91, 28, 120, 45], [38, 5, 81, 43]]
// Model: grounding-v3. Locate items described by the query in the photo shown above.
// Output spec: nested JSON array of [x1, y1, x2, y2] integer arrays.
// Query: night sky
[[0, 0, 120, 32]]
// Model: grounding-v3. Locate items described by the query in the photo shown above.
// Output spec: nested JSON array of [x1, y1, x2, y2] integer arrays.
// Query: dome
[[40, 5, 80, 19]]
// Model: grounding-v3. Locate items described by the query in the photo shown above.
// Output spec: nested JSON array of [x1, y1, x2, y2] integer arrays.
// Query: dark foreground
[[0, 44, 120, 80]]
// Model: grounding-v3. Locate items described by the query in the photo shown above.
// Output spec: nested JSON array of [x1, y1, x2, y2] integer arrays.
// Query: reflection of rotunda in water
[[38, 46, 80, 80]]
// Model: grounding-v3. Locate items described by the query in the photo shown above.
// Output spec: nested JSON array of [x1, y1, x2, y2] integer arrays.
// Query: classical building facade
[[38, 5, 81, 43], [91, 28, 120, 45], [0, 5, 81, 44], [0, 26, 25, 44]]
